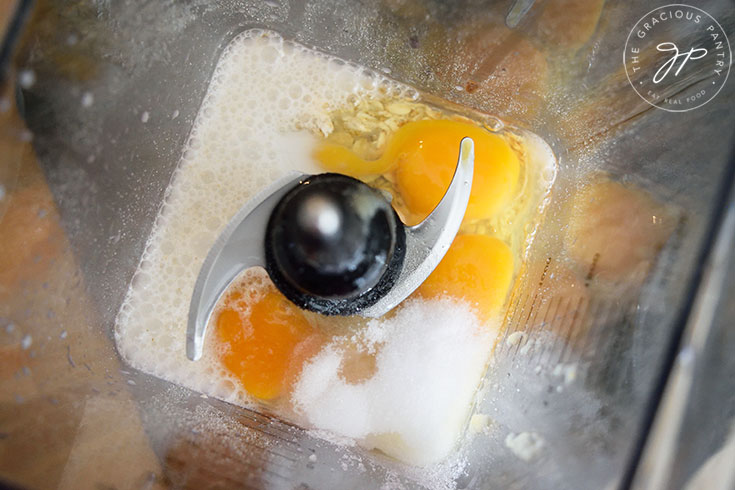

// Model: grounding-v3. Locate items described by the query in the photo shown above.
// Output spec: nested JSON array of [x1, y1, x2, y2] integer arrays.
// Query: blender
[[1, 1, 734, 489]]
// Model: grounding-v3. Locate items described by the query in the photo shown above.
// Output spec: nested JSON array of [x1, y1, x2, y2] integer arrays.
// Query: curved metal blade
[[186, 172, 306, 361], [360, 137, 475, 318]]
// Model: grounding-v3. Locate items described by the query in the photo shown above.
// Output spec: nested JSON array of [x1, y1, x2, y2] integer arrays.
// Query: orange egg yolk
[[216, 288, 319, 400], [418, 234, 514, 321], [315, 119, 520, 222]]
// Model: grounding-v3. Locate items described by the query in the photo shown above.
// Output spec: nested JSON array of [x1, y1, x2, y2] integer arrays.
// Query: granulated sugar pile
[[293, 299, 495, 466]]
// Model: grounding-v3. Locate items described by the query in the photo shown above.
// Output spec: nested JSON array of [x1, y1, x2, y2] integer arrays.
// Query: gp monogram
[[624, 4, 731, 112]]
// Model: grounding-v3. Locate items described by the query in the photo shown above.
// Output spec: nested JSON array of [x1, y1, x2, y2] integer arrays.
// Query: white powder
[[469, 413, 492, 434], [21, 334, 32, 350], [505, 331, 526, 347], [552, 363, 578, 385], [18, 69, 36, 89], [81, 92, 94, 108], [292, 299, 496, 466], [504, 431, 545, 462]]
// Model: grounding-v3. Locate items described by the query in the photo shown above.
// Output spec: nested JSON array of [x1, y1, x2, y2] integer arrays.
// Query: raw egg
[[316, 119, 521, 222], [216, 287, 320, 400], [418, 234, 514, 320]]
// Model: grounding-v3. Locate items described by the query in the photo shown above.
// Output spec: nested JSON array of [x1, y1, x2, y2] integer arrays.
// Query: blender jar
[[1, 1, 734, 489]]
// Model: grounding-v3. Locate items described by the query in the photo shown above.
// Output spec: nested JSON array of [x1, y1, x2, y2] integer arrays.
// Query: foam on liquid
[[114, 30, 554, 467]]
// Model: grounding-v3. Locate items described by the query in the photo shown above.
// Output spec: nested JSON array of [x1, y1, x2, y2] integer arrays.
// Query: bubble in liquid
[[483, 116, 504, 132], [131, 271, 152, 289], [288, 84, 302, 99]]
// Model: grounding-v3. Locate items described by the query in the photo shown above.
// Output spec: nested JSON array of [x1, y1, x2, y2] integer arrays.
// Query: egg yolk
[[216, 288, 319, 400], [418, 234, 514, 321], [315, 119, 520, 222]]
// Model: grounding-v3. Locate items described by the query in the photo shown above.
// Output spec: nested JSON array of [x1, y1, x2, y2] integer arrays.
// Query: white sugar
[[292, 299, 496, 466], [504, 431, 545, 462]]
